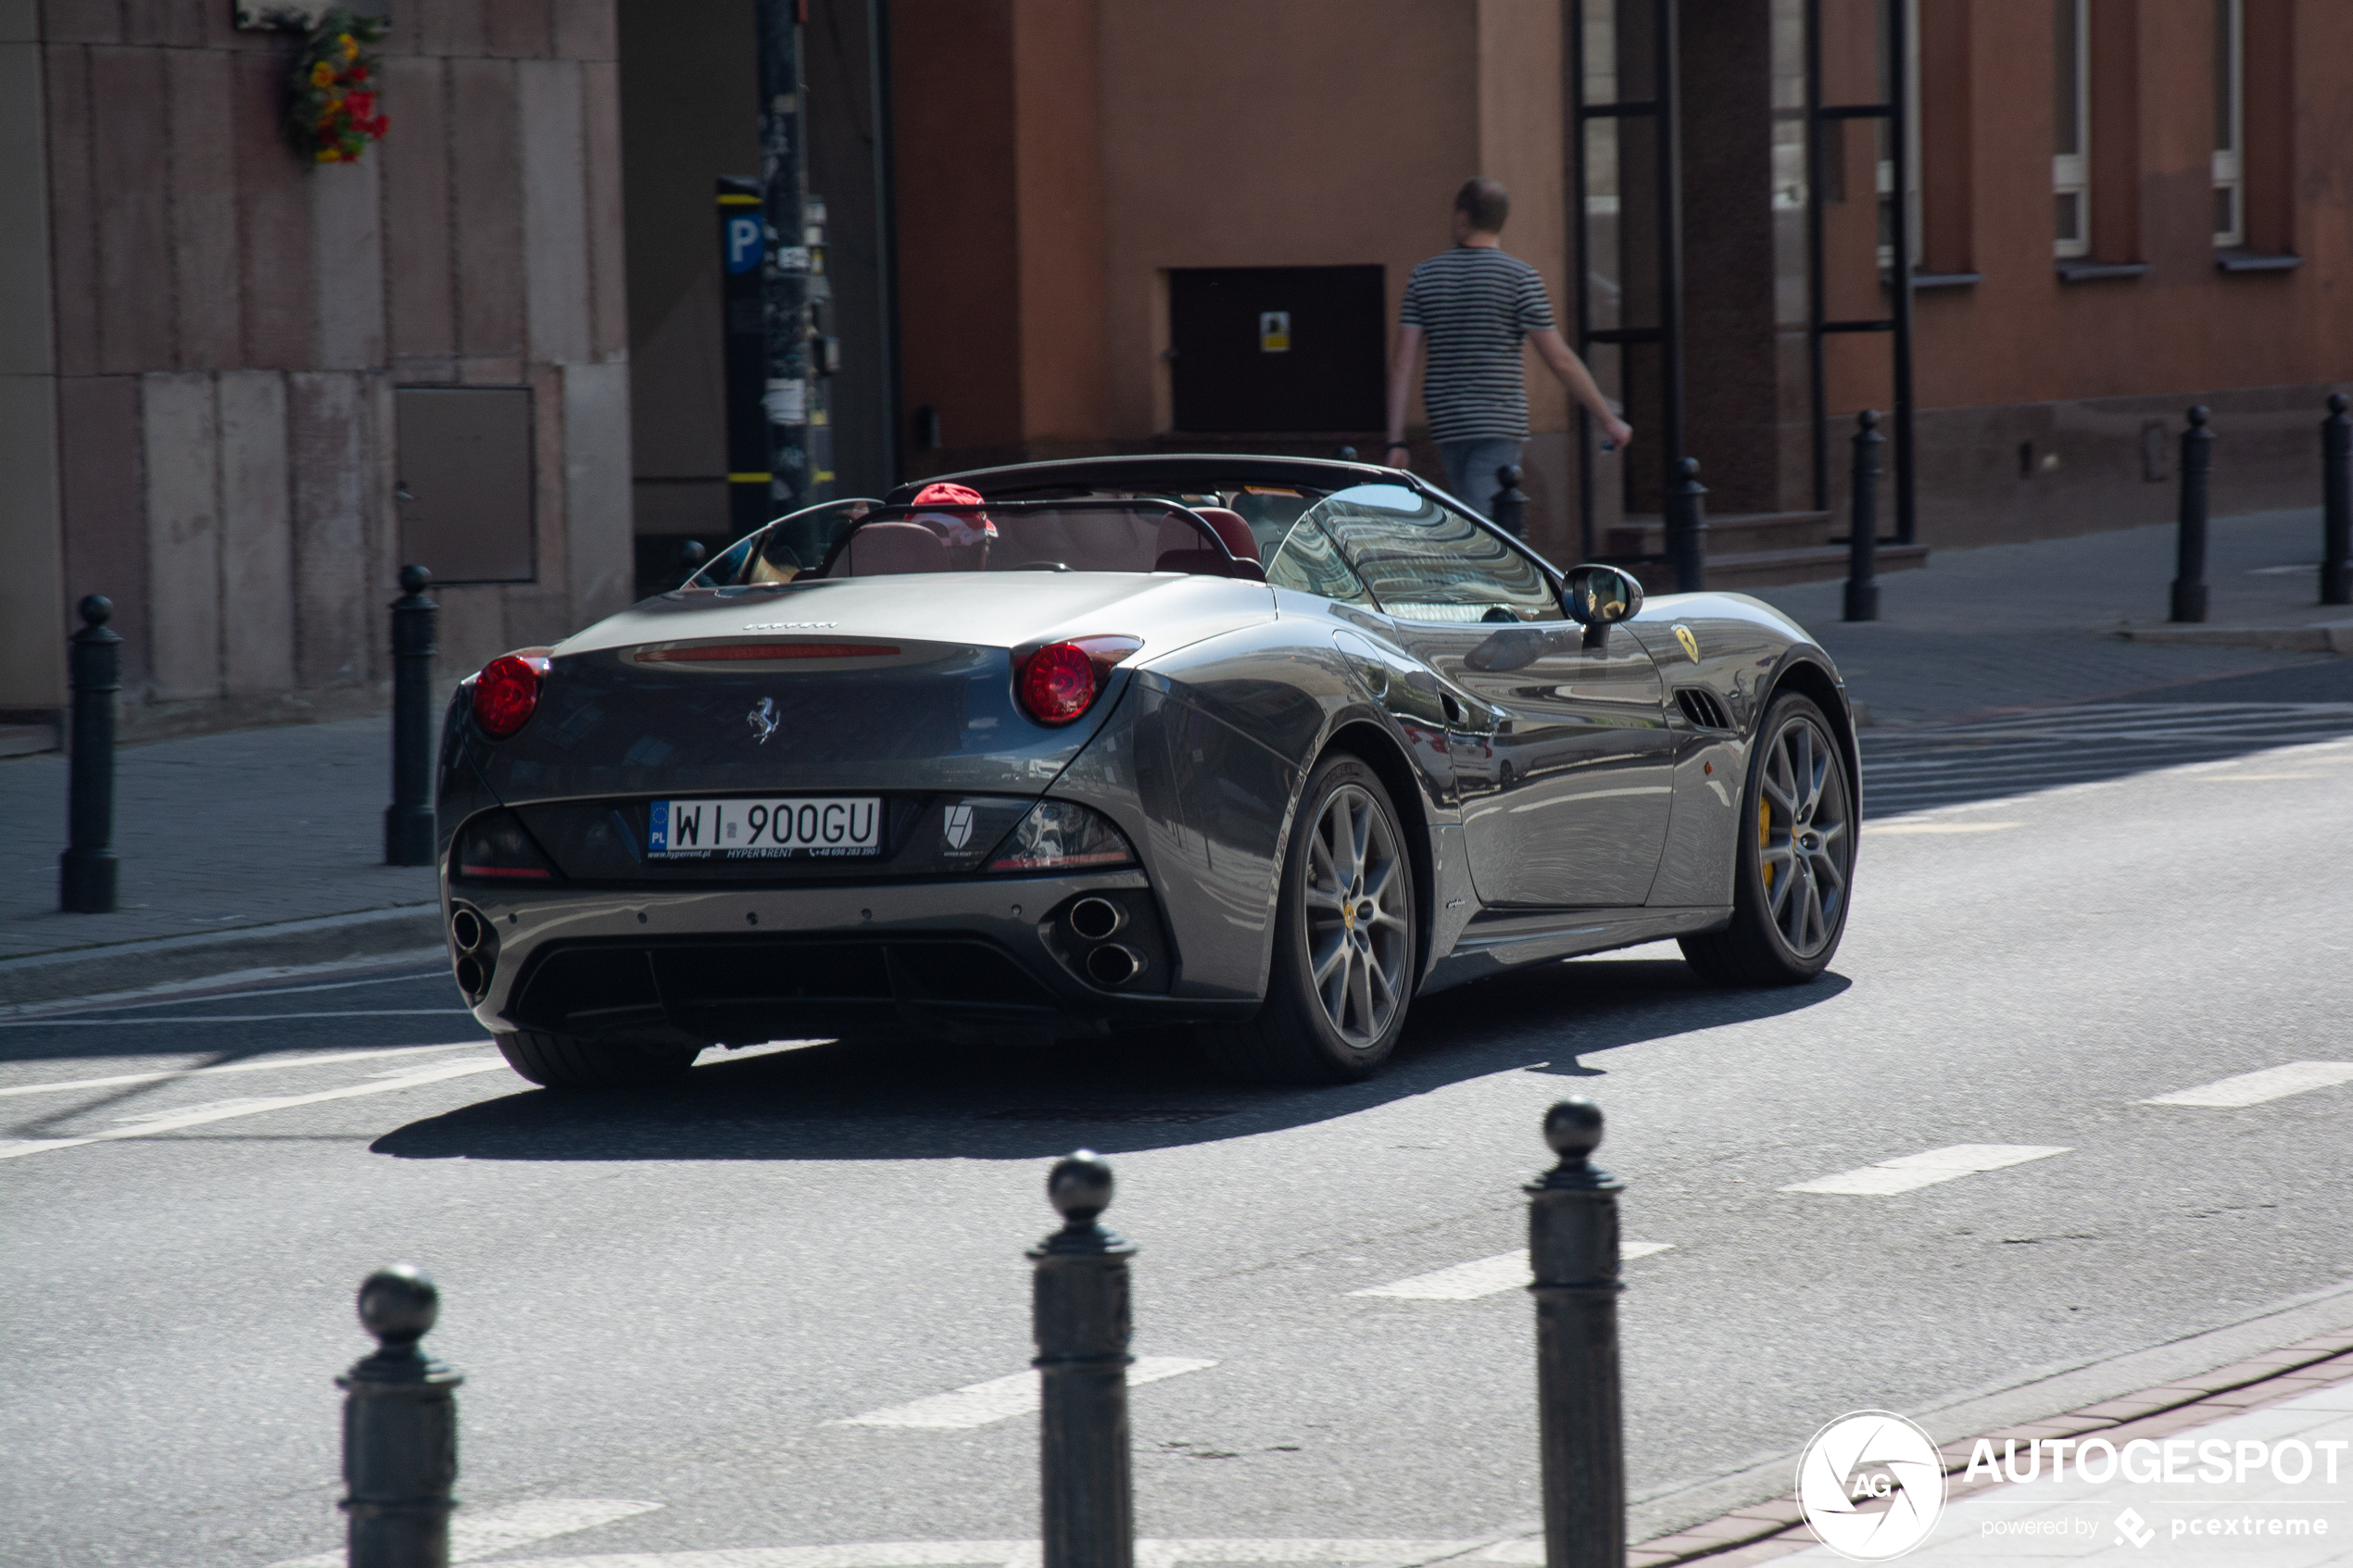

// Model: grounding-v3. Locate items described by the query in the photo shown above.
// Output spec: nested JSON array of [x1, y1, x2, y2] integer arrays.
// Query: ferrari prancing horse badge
[[1672, 624, 1700, 662]]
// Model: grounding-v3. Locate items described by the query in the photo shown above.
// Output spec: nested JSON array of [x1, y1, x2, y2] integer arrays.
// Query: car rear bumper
[[443, 870, 1253, 1047]]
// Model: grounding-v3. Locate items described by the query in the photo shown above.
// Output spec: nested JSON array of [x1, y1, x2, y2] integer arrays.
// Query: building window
[[2052, 0, 2089, 258], [2212, 0, 2244, 246], [1875, 0, 1920, 275]]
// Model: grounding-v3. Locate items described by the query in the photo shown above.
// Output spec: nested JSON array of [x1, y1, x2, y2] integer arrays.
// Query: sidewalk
[[1750, 507, 2348, 728], [1, 509, 2342, 1006], [0, 717, 439, 1007]]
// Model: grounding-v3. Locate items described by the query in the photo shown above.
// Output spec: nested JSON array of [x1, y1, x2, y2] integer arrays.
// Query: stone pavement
[[0, 508, 2341, 1004], [1749, 506, 2348, 728]]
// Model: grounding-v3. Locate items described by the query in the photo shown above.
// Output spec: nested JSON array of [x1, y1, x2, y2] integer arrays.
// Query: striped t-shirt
[[1398, 246, 1557, 441]]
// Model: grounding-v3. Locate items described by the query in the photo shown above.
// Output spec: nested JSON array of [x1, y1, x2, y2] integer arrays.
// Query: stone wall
[[0, 0, 630, 739]]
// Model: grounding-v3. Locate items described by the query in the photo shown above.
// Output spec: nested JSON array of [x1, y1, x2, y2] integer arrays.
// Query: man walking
[[1385, 177, 1631, 525]]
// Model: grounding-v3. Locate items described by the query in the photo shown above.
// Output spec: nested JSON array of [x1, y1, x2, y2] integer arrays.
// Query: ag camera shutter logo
[[1796, 1411, 1948, 1560]]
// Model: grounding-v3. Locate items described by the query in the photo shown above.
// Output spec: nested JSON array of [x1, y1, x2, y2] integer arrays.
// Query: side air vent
[[1675, 686, 1732, 731]]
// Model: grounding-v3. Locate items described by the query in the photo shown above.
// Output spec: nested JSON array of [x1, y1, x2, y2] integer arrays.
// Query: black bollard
[[1490, 464, 1529, 538], [58, 596, 121, 913], [384, 567, 438, 867], [1665, 457, 1707, 594], [1336, 445, 1358, 462], [1031, 1151, 1135, 1568], [2171, 406, 2212, 623], [2322, 393, 2349, 608], [676, 539, 707, 590], [338, 1264, 462, 1568], [1844, 411, 1883, 623], [1528, 1098, 1626, 1568]]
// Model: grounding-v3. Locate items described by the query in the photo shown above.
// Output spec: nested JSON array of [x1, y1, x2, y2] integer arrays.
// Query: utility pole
[[755, 0, 820, 521]]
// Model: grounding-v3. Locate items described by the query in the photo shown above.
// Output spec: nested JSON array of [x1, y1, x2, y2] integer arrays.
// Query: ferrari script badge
[[747, 697, 779, 744], [1673, 624, 1701, 663]]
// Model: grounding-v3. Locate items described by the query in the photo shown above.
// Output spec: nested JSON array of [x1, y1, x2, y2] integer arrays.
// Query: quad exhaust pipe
[[1067, 897, 1125, 942], [1084, 943, 1142, 988], [448, 905, 495, 1001]]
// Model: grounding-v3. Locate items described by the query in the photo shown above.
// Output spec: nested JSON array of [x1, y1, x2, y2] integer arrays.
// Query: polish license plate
[[649, 797, 882, 859]]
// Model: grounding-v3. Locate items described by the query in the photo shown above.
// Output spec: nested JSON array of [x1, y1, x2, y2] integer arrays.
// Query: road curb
[[0, 904, 446, 1008], [2120, 621, 2353, 654], [1622, 1334, 2353, 1565]]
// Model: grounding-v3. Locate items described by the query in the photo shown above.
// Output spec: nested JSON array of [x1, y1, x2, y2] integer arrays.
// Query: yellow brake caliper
[[1759, 796, 1774, 891]]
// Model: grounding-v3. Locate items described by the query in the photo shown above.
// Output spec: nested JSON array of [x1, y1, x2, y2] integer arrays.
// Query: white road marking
[[2143, 1061, 2353, 1108], [0, 1043, 477, 1098], [1862, 822, 2022, 835], [478, 1539, 1541, 1568], [836, 1357, 1218, 1429], [0, 1009, 473, 1027], [1350, 1243, 1674, 1300], [0, 1058, 508, 1160], [1781, 1144, 2070, 1196], [267, 1497, 665, 1567]]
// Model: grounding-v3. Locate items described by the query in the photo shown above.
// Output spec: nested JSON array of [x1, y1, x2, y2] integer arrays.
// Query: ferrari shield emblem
[[944, 804, 975, 849], [1672, 624, 1700, 663]]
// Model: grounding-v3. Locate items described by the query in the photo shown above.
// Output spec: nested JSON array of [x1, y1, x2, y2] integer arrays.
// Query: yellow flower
[[317, 147, 341, 162], [340, 34, 358, 59], [309, 60, 335, 87]]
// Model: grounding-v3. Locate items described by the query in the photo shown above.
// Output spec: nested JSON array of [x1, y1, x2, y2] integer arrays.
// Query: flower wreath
[[288, 8, 389, 163]]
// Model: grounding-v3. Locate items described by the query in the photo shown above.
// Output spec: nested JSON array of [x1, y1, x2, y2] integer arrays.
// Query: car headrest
[[1154, 508, 1260, 564], [841, 521, 945, 576]]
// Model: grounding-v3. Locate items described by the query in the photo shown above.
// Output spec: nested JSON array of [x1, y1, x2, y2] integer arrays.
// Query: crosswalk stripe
[[0, 1043, 476, 1098], [1349, 1243, 1674, 1300], [1781, 1144, 2070, 1197], [0, 1058, 507, 1160], [268, 1498, 666, 1567], [835, 1357, 1217, 1429], [480, 1539, 1547, 1568], [2143, 1061, 2353, 1108]]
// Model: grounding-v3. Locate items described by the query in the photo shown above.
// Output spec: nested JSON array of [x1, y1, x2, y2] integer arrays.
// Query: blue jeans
[[1438, 437, 1525, 527]]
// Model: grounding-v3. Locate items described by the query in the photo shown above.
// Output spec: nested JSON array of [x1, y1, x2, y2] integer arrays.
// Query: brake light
[[1015, 636, 1142, 727], [636, 643, 900, 662], [471, 655, 546, 739]]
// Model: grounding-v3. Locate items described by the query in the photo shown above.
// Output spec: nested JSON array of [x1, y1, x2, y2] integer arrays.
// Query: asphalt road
[[5, 666, 2350, 1568]]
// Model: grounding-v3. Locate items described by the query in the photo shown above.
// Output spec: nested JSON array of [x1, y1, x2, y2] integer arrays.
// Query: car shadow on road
[[371, 955, 1851, 1164]]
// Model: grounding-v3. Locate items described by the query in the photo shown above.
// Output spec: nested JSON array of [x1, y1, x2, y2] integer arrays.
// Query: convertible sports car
[[435, 454, 1857, 1088]]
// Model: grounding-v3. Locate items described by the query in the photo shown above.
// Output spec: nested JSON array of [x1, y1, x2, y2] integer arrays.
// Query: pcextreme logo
[[1796, 1411, 1948, 1561]]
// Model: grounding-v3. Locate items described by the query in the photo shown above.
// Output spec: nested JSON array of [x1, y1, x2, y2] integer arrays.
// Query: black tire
[[494, 1029, 701, 1090], [1680, 691, 1855, 986], [1200, 754, 1418, 1084]]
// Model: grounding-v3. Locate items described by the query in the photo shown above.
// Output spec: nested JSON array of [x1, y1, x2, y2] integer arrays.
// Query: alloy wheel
[[1756, 714, 1851, 958], [1302, 784, 1411, 1048]]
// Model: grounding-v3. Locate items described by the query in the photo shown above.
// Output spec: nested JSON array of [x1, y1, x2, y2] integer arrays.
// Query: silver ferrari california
[[435, 455, 1857, 1088]]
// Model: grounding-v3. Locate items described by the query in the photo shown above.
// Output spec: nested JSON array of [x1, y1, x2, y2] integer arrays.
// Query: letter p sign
[[725, 215, 763, 274]]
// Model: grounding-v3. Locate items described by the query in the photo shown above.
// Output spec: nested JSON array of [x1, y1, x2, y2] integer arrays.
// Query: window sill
[[2215, 248, 2302, 273], [1912, 271, 1982, 291], [2057, 260, 2149, 283]]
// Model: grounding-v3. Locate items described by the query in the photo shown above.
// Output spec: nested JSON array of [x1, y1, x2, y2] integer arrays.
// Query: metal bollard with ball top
[[59, 595, 122, 913], [339, 1264, 463, 1568], [1528, 1098, 1628, 1568], [1491, 465, 1529, 538], [384, 567, 439, 867], [2171, 407, 2213, 624], [1031, 1151, 1137, 1568]]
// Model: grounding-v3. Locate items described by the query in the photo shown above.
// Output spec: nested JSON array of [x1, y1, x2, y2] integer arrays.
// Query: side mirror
[[1561, 564, 1643, 627]]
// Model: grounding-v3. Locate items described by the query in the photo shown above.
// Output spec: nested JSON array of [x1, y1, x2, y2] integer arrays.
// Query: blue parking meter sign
[[724, 215, 763, 274]]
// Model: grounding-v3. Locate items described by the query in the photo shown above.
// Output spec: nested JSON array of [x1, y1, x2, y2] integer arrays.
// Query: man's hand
[[1602, 416, 1633, 451], [1383, 440, 1413, 470]]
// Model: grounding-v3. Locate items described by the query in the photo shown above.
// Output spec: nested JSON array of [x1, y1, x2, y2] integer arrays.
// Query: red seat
[[1155, 508, 1261, 565]]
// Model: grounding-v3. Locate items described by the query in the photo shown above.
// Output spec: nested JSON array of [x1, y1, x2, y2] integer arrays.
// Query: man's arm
[[1530, 328, 1633, 449], [1384, 323, 1423, 467]]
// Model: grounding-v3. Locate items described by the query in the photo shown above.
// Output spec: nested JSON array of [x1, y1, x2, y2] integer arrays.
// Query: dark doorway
[[1168, 265, 1385, 433]]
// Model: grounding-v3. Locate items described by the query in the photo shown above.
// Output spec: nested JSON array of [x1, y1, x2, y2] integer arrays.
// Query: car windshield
[[1293, 483, 1564, 622], [689, 499, 1239, 586]]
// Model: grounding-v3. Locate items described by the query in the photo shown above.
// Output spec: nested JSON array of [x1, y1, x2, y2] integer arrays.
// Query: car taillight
[[454, 809, 558, 881], [471, 655, 546, 739], [1015, 636, 1142, 726]]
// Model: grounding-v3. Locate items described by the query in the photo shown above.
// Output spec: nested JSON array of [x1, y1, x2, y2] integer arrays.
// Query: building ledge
[[2057, 259, 2149, 283], [2215, 248, 2302, 274], [1910, 271, 1982, 291]]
